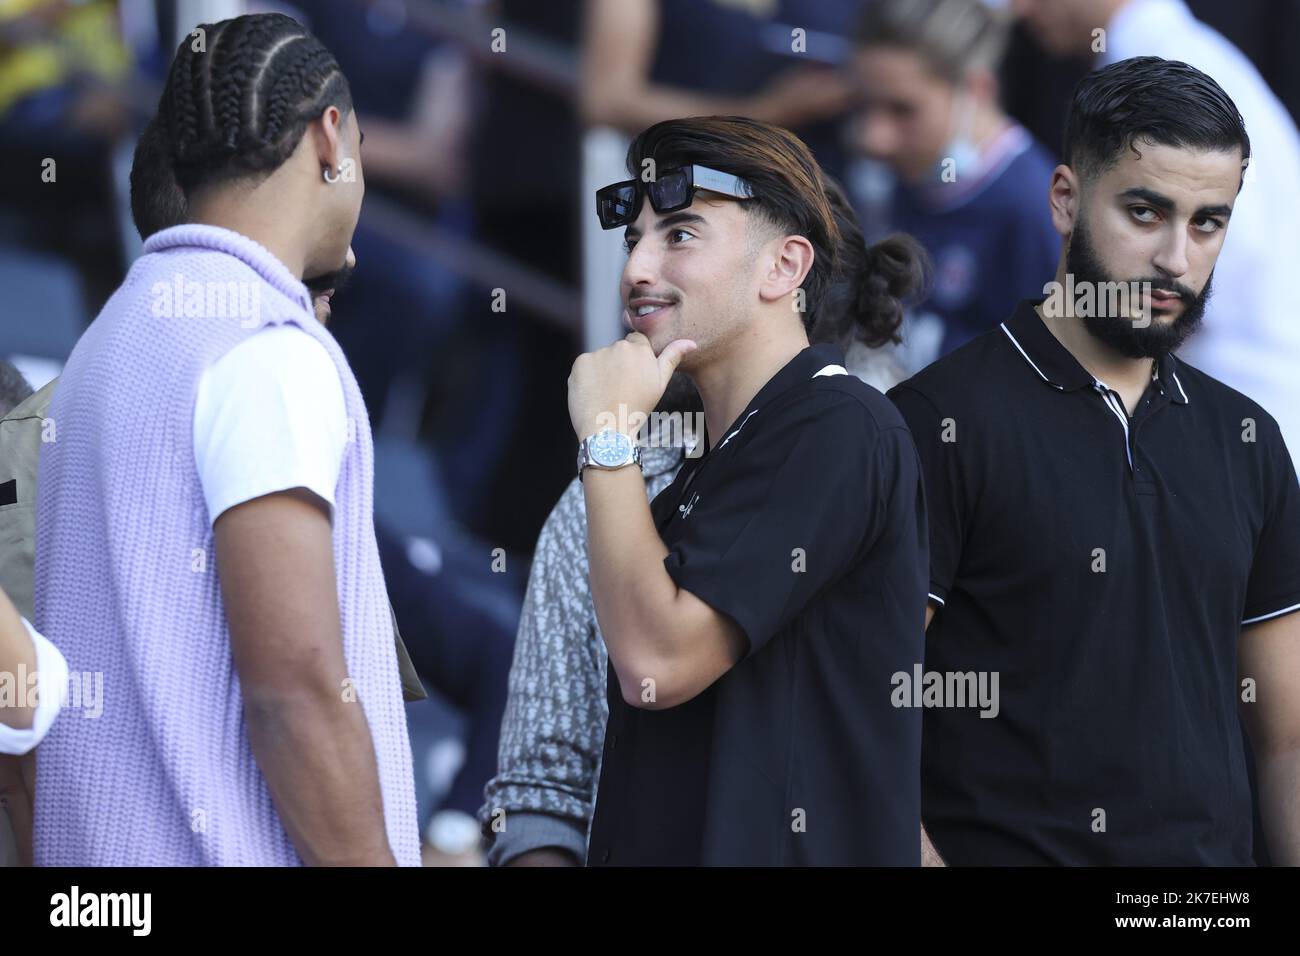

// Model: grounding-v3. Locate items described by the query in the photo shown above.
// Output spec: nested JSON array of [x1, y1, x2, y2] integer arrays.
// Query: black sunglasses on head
[[596, 164, 755, 229]]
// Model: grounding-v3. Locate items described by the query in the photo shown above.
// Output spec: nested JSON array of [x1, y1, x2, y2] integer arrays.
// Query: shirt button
[[602, 849, 611, 863], [609, 734, 618, 749]]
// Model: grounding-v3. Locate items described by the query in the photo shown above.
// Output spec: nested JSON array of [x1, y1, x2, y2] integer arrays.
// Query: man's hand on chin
[[567, 332, 696, 439]]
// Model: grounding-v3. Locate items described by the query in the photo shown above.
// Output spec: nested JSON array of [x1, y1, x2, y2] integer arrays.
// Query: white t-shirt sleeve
[[193, 324, 349, 526], [0, 617, 69, 755]]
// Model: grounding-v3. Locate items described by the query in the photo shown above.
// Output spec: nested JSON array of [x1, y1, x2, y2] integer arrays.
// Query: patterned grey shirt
[[478, 442, 683, 865]]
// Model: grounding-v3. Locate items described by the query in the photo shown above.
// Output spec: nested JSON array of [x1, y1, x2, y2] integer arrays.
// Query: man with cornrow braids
[[33, 13, 420, 866]]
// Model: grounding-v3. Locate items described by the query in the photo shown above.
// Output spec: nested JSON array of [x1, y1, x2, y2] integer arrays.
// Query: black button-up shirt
[[587, 343, 928, 865], [889, 299, 1300, 865]]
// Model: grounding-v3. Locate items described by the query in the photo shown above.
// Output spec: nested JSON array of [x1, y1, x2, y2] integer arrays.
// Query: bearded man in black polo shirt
[[890, 56, 1300, 865], [567, 116, 930, 865]]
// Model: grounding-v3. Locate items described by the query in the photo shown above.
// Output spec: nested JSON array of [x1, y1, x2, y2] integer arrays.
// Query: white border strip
[[1172, 370, 1190, 404], [1242, 601, 1300, 626], [717, 409, 759, 450], [1095, 385, 1134, 473], [927, 592, 946, 606], [999, 323, 1063, 390], [812, 364, 848, 378]]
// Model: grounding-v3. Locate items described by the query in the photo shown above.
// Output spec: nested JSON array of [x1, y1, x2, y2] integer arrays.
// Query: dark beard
[[1066, 215, 1211, 359]]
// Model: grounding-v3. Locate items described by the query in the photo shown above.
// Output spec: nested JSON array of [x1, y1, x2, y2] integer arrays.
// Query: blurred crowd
[[2, 0, 1299, 864]]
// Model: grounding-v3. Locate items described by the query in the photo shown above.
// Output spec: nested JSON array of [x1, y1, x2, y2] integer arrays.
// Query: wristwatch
[[577, 428, 642, 481]]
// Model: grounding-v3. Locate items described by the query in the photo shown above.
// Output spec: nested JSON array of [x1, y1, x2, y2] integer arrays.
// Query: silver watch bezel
[[578, 428, 642, 479]]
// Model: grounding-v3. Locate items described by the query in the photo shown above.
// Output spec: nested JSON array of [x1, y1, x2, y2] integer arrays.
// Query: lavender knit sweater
[[33, 225, 420, 866]]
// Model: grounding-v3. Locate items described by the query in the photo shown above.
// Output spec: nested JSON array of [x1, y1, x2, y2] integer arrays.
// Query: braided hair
[[130, 13, 352, 236]]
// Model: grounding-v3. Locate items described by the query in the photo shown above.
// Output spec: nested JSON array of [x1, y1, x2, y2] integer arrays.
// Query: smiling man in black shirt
[[889, 57, 1300, 865], [567, 116, 929, 865]]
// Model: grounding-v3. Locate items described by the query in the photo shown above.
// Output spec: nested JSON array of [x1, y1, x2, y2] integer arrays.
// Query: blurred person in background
[[305, 0, 584, 560], [0, 0, 130, 139], [479, 174, 924, 866], [376, 518, 515, 866], [850, 0, 1059, 372], [454, 0, 583, 553], [0, 0, 136, 307], [1000, 1, 1300, 159], [295, 0, 474, 429], [35, 12, 419, 866], [1180, 0, 1300, 126], [1011, 0, 1300, 464], [581, 0, 860, 181]]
